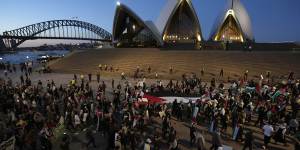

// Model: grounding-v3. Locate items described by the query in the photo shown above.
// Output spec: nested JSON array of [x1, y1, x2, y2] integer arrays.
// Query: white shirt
[[32, 100, 37, 108], [74, 115, 81, 125], [9, 111, 16, 122], [144, 143, 151, 150], [220, 108, 225, 116], [169, 139, 177, 149], [115, 133, 119, 142], [263, 124, 274, 136], [83, 113, 88, 122]]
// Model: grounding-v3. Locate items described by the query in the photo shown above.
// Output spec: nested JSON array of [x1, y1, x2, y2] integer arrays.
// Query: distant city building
[[209, 0, 254, 43]]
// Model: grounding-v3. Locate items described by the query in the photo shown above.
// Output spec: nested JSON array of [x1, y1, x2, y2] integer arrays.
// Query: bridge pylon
[[0, 37, 7, 50]]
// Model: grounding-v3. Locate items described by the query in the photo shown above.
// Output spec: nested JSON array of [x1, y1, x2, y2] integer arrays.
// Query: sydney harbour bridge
[[0, 20, 112, 50]]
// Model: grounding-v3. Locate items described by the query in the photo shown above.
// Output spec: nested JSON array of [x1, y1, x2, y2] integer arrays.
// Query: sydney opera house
[[209, 0, 253, 43], [113, 0, 253, 48]]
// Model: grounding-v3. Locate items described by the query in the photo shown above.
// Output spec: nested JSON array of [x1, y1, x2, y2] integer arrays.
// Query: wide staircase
[[50, 48, 300, 80]]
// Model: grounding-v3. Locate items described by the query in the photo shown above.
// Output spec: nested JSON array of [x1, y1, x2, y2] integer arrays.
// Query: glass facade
[[114, 9, 159, 47], [163, 0, 201, 44], [214, 14, 243, 42]]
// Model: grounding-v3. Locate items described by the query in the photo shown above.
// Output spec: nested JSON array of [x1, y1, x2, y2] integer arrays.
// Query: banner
[[160, 97, 201, 103], [140, 95, 165, 104], [0, 136, 15, 150], [223, 145, 233, 150]]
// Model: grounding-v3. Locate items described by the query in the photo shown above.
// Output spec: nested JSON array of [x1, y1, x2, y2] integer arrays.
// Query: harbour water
[[0, 50, 69, 64]]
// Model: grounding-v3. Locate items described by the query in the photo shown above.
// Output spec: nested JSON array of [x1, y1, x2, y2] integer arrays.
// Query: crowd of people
[[155, 69, 300, 149], [0, 62, 299, 150], [0, 61, 33, 76]]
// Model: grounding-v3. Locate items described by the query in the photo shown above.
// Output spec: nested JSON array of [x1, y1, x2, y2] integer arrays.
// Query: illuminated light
[[239, 35, 244, 42], [132, 24, 136, 30], [228, 9, 234, 15], [214, 36, 218, 41], [197, 34, 201, 42], [26, 56, 29, 59], [0, 58, 2, 60], [116, 1, 121, 6]]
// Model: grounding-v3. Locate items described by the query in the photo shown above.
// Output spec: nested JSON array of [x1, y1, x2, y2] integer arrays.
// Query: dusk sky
[[1, 0, 300, 46]]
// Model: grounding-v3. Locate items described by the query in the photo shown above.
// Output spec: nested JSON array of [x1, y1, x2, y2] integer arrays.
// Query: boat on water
[[36, 54, 64, 63]]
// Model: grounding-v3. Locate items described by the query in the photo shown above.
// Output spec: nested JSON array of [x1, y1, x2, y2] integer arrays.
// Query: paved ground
[[0, 71, 296, 150], [2, 48, 299, 149]]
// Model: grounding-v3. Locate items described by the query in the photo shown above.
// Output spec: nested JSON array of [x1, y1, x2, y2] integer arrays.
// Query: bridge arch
[[2, 20, 112, 48]]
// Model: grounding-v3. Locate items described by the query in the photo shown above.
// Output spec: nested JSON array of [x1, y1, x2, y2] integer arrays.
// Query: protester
[[190, 123, 196, 146], [60, 133, 70, 150], [196, 130, 206, 150], [0, 61, 299, 150], [210, 129, 223, 150], [97, 73, 100, 83], [274, 121, 287, 145], [219, 68, 224, 77], [263, 122, 274, 148], [88, 73, 92, 82], [85, 128, 96, 148], [243, 130, 253, 150]]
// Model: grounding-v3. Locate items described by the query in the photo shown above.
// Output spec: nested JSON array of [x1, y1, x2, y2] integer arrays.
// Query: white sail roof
[[210, 0, 254, 41], [155, 0, 202, 39], [155, 0, 178, 35], [113, 3, 163, 45]]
